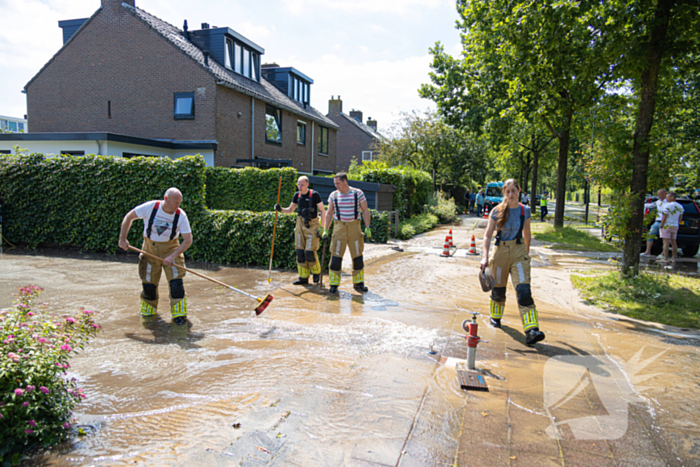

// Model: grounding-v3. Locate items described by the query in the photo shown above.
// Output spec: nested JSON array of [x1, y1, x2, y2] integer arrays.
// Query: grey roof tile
[[125, 4, 339, 129], [339, 113, 385, 140]]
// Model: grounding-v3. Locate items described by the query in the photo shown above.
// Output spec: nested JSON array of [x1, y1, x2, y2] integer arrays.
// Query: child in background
[[659, 191, 683, 263]]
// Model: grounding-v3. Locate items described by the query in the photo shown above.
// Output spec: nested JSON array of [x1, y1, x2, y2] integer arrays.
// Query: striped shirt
[[329, 188, 366, 222]]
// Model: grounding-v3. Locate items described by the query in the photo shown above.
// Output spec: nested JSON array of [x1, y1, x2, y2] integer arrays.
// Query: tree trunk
[[531, 134, 539, 200], [621, 0, 672, 276], [554, 111, 573, 228]]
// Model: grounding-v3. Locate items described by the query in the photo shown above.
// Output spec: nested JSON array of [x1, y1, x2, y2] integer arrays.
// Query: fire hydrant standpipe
[[462, 312, 484, 370]]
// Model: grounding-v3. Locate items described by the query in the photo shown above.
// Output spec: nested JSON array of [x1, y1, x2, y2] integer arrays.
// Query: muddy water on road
[[2, 239, 700, 465], [0, 250, 468, 466]]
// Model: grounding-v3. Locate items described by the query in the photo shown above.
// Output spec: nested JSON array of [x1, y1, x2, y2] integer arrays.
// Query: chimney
[[349, 109, 363, 123], [201, 22, 210, 29], [102, 0, 134, 7], [367, 117, 377, 131], [328, 95, 342, 115]]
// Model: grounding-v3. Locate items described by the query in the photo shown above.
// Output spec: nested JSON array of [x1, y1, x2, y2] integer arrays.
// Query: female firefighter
[[479, 178, 545, 346]]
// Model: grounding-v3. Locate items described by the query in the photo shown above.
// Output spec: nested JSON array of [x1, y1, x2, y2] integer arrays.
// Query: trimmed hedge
[[0, 154, 389, 270], [349, 161, 432, 218], [0, 154, 207, 252], [205, 167, 297, 211]]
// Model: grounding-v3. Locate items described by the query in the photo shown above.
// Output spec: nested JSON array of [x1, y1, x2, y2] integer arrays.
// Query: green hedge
[[0, 154, 389, 270], [349, 161, 432, 218], [0, 154, 207, 252], [205, 167, 297, 211]]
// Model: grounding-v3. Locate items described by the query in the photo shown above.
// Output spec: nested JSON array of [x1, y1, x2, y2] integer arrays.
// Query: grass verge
[[571, 270, 700, 329], [532, 225, 617, 252], [396, 213, 439, 240]]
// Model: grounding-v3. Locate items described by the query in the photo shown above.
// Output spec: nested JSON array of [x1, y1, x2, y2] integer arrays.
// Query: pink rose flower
[[25, 429, 33, 434], [60, 344, 72, 352], [40, 386, 49, 394], [27, 385, 35, 392], [22, 401, 29, 407], [28, 420, 36, 427], [14, 388, 24, 396], [65, 317, 76, 324]]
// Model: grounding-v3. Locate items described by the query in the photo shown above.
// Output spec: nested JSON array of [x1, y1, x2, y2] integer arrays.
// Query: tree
[[423, 0, 625, 227], [612, 0, 699, 275], [376, 111, 489, 191]]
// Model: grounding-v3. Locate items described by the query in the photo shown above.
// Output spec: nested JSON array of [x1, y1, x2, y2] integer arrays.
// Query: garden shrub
[[348, 160, 432, 218], [0, 154, 390, 270], [205, 167, 297, 211], [0, 285, 100, 465], [425, 192, 459, 224], [396, 213, 439, 240]]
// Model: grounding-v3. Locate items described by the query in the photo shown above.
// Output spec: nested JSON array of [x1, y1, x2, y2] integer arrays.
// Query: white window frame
[[362, 151, 373, 161]]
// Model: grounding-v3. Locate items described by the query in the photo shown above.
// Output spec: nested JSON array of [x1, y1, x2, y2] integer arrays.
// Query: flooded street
[[2, 217, 700, 466]]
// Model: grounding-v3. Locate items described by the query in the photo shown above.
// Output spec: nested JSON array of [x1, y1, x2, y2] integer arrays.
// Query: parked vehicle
[[484, 181, 503, 210]]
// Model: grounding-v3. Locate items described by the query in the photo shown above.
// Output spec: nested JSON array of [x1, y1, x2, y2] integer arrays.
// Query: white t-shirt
[[660, 201, 683, 227], [134, 200, 191, 242], [644, 199, 667, 222]]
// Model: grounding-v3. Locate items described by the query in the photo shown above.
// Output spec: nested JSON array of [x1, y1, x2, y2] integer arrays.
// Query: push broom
[[268, 176, 283, 284], [128, 246, 273, 315]]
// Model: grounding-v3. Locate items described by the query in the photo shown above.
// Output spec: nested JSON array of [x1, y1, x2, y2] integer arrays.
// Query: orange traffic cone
[[448, 229, 454, 248], [482, 205, 490, 220], [468, 235, 478, 255], [440, 235, 451, 257]]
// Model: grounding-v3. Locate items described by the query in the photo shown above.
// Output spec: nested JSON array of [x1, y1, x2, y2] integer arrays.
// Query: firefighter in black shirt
[[275, 176, 326, 285]]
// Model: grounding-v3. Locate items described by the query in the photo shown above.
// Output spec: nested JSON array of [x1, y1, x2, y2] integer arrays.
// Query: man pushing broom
[[118, 187, 192, 324]]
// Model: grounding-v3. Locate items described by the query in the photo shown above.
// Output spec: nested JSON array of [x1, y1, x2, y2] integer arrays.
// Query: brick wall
[[27, 0, 217, 143], [328, 114, 377, 171]]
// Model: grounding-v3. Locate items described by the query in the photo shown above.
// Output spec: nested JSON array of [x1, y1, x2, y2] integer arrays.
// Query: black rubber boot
[[293, 277, 309, 286], [329, 285, 338, 294], [313, 274, 321, 283], [525, 328, 545, 345], [490, 317, 501, 328], [173, 316, 187, 325], [353, 282, 369, 293]]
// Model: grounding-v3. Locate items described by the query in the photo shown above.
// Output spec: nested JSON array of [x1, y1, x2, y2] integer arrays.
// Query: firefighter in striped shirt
[[323, 172, 372, 294]]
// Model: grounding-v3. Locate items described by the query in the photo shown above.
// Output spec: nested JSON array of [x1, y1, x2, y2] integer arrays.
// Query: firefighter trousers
[[488, 239, 540, 331], [138, 237, 187, 318], [329, 220, 365, 286], [295, 216, 321, 278]]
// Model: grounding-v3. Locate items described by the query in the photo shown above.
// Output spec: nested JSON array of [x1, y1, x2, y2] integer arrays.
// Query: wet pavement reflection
[[1, 219, 699, 466]]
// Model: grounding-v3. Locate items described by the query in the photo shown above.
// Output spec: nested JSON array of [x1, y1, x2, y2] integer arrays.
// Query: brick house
[[326, 96, 384, 172], [17, 0, 338, 171]]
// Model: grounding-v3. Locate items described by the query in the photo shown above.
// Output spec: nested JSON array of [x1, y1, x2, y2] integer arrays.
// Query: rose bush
[[0, 285, 100, 466]]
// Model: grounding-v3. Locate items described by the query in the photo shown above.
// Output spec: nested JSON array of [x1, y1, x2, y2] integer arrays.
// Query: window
[[362, 151, 373, 161], [0, 150, 11, 154], [18, 123, 24, 132], [225, 39, 233, 69], [174, 92, 195, 120], [265, 106, 282, 143], [234, 43, 242, 74], [8, 121, 17, 132], [60, 150, 85, 156], [297, 121, 306, 145], [243, 50, 250, 78], [318, 126, 329, 154], [251, 53, 259, 80]]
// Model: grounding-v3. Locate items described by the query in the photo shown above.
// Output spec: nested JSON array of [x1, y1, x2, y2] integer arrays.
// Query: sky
[[0, 0, 463, 134]]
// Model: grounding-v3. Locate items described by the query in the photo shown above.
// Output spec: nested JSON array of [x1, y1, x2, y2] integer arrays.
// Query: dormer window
[[290, 75, 309, 105], [225, 38, 260, 82]]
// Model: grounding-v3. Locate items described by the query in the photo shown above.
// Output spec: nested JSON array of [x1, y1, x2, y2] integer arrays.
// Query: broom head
[[255, 294, 274, 315]]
